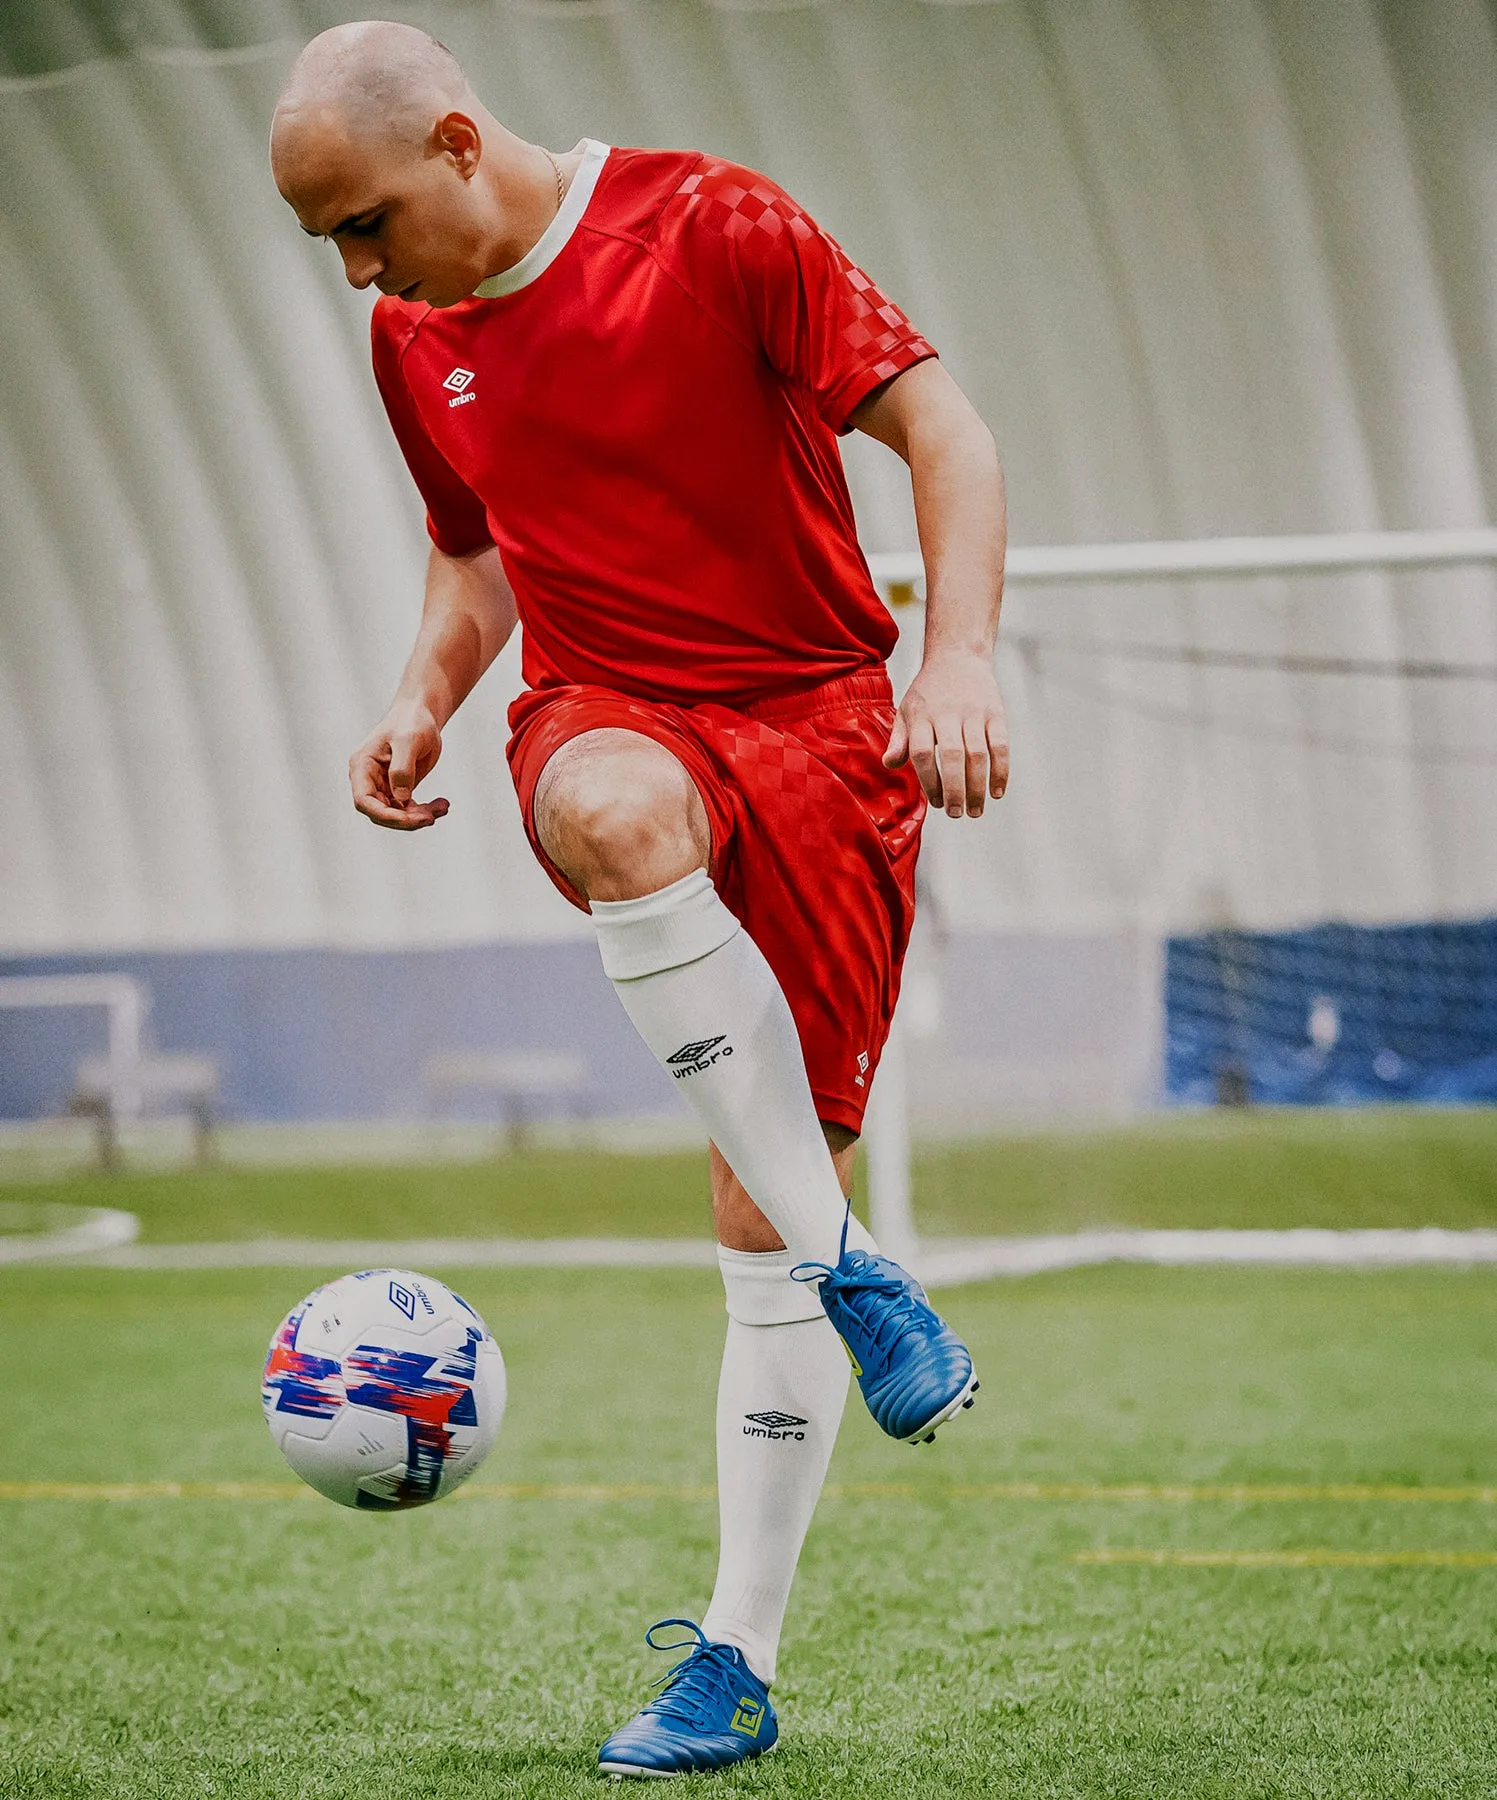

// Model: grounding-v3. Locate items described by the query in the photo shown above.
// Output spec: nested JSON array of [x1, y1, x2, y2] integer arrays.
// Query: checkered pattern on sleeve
[[667, 158, 935, 422]]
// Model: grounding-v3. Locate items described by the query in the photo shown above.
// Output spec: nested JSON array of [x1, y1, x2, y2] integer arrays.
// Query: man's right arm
[[349, 542, 518, 831]]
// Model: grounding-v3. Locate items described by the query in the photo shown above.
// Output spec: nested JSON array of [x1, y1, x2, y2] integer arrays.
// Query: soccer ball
[[261, 1269, 505, 1509]]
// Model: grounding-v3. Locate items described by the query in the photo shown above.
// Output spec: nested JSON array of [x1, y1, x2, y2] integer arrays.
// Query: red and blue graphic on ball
[[262, 1276, 490, 1508]]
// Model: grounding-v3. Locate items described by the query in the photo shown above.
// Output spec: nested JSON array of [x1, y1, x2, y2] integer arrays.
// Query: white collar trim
[[472, 139, 611, 299]]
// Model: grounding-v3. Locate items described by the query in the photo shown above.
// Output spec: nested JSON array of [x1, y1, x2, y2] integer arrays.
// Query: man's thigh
[[508, 686, 736, 911]]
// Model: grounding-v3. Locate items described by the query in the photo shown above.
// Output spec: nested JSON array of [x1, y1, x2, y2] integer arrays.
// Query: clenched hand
[[884, 647, 1009, 818], [349, 703, 450, 830]]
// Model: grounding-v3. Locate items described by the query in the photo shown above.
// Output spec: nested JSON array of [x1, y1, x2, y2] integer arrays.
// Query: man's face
[[276, 117, 489, 308]]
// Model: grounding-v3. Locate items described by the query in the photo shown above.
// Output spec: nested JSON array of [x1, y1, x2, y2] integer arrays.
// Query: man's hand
[[884, 647, 1009, 818], [349, 703, 450, 830]]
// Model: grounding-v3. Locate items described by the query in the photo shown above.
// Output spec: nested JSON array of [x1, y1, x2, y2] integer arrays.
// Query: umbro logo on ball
[[667, 1035, 732, 1077]]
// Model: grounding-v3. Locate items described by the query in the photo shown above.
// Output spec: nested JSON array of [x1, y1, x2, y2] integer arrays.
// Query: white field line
[[917, 1227, 1497, 1286], [0, 1203, 138, 1264], [1071, 1548, 1497, 1568], [10, 1223, 1494, 1279], [81, 1235, 721, 1271]]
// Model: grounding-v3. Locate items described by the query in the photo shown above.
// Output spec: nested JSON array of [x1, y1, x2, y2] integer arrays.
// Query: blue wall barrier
[[0, 944, 678, 1124], [1166, 917, 1497, 1105]]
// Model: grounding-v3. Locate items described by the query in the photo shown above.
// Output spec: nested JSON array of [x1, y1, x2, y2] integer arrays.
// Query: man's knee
[[535, 729, 710, 902]]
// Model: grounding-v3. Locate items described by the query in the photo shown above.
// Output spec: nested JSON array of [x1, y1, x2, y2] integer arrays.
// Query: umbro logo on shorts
[[444, 366, 477, 407], [666, 1035, 733, 1077], [743, 1410, 808, 1440]]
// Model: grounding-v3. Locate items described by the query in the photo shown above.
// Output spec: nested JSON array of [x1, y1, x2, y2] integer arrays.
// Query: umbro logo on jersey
[[666, 1035, 733, 1078], [444, 367, 477, 408], [744, 1410, 808, 1440]]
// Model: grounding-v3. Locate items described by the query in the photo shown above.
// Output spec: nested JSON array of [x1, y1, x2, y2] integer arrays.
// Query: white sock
[[699, 1247, 853, 1683], [591, 870, 874, 1268]]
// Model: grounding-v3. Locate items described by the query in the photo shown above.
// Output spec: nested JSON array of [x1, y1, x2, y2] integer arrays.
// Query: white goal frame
[[862, 526, 1497, 1265]]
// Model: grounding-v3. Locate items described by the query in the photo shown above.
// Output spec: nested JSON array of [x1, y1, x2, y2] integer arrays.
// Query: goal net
[[862, 529, 1497, 1256], [1167, 916, 1497, 1107]]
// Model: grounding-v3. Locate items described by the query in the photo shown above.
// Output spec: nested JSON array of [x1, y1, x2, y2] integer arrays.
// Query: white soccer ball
[[261, 1269, 505, 1509]]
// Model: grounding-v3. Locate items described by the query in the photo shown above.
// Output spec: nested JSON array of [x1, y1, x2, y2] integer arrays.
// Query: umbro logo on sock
[[743, 1410, 808, 1441], [667, 1035, 733, 1077]]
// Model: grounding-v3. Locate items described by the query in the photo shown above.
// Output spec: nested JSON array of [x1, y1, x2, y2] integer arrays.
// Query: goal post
[[862, 527, 1497, 1261]]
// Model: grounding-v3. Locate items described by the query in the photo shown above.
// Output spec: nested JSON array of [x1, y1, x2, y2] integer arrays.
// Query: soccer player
[[271, 21, 1008, 1779]]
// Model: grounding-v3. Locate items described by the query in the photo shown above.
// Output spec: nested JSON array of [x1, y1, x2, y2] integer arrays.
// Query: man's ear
[[433, 110, 482, 176]]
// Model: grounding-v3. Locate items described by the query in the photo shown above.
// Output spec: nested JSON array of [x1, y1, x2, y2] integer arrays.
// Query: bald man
[[273, 21, 1005, 1780]]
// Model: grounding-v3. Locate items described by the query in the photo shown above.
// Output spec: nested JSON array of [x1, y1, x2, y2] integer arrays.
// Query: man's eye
[[349, 215, 383, 237]]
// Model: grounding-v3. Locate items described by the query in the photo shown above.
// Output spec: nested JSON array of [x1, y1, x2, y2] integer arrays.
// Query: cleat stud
[[924, 1432, 936, 1443], [971, 1380, 980, 1392], [962, 1398, 975, 1409]]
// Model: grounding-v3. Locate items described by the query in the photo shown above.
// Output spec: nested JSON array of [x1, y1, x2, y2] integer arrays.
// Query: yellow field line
[[936, 1482, 1497, 1503], [0, 1481, 315, 1500], [2, 1480, 1497, 1503], [1072, 1548, 1497, 1567]]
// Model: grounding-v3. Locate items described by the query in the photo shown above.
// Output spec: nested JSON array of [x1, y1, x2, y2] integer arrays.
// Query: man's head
[[271, 21, 532, 307]]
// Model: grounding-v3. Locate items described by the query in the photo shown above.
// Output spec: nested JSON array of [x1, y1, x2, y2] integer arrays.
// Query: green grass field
[[4, 1114, 1497, 1797], [7, 1106, 1497, 1242]]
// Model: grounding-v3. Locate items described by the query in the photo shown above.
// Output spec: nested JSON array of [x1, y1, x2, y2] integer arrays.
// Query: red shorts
[[507, 668, 926, 1134]]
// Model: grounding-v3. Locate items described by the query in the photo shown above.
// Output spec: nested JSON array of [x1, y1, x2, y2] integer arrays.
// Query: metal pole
[[0, 974, 149, 1118], [867, 525, 1497, 591]]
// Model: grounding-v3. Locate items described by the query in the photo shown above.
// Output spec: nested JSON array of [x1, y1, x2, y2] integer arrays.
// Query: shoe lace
[[787, 1197, 854, 1289], [790, 1204, 929, 1362], [639, 1619, 751, 1730]]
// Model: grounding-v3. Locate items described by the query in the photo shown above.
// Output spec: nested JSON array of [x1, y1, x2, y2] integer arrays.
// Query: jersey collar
[[471, 139, 611, 299]]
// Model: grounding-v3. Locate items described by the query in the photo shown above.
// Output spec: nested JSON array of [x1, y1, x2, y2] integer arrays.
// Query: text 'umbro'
[[743, 1410, 808, 1441], [666, 1035, 733, 1078]]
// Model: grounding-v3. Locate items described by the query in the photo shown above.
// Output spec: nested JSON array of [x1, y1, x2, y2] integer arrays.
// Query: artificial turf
[[3, 1248, 1496, 1796], [5, 1106, 1497, 1243]]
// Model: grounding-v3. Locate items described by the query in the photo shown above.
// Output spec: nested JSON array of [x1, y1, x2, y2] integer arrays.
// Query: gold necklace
[[541, 147, 566, 215]]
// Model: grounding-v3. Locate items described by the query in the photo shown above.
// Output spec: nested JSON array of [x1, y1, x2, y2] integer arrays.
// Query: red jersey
[[370, 141, 936, 706]]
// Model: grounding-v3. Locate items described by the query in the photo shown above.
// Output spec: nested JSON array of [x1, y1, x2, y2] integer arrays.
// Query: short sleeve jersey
[[370, 142, 937, 706]]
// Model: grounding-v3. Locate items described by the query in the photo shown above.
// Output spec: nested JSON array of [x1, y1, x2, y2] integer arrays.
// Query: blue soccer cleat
[[794, 1214, 978, 1444], [598, 1620, 776, 1780]]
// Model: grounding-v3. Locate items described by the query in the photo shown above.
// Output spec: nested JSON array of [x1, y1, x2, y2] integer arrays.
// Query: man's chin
[[384, 275, 473, 307]]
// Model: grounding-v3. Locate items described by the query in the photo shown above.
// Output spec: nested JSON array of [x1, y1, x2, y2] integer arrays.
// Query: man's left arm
[[852, 358, 1009, 819]]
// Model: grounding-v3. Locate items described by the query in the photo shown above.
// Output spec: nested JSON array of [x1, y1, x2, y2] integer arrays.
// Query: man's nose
[[340, 246, 383, 290]]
